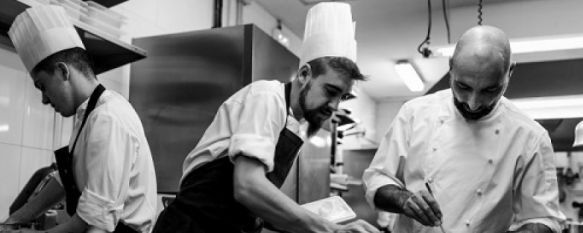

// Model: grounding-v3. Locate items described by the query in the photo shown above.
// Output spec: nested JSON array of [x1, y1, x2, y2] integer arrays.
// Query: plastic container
[[301, 196, 356, 223]]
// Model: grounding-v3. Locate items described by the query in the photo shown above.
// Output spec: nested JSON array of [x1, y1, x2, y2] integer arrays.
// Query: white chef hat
[[8, 5, 85, 72], [299, 2, 357, 67], [574, 120, 583, 147]]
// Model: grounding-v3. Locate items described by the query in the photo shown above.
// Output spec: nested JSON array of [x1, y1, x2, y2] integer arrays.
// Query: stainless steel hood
[[130, 25, 299, 193]]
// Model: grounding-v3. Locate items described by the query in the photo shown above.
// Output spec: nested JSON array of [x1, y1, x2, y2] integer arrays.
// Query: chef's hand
[[334, 219, 380, 233], [401, 190, 443, 227]]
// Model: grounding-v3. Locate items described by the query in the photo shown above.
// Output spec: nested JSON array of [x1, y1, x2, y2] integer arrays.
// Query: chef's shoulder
[[228, 80, 286, 105], [87, 90, 143, 137], [399, 89, 450, 118], [500, 97, 548, 136]]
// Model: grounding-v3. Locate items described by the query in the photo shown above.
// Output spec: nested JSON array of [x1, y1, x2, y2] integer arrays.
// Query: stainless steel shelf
[[0, 0, 146, 74]]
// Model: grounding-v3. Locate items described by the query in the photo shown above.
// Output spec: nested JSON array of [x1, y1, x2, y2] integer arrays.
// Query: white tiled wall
[[0, 65, 25, 146], [0, 143, 22, 220], [22, 75, 55, 150], [0, 46, 59, 220], [19, 148, 54, 194]]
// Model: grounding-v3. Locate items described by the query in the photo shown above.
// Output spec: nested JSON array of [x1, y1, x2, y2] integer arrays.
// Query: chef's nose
[[328, 98, 340, 111], [467, 94, 481, 111]]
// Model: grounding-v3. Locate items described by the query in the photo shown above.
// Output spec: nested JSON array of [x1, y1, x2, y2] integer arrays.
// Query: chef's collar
[[74, 97, 91, 121]]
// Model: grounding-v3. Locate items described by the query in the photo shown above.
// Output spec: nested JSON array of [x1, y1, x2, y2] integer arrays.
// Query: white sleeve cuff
[[229, 133, 276, 172], [53, 172, 64, 187], [508, 218, 563, 233], [77, 189, 123, 232]]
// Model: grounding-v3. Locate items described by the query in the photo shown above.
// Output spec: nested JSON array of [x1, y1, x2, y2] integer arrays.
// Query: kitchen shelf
[[83, 0, 127, 8], [0, 0, 146, 74]]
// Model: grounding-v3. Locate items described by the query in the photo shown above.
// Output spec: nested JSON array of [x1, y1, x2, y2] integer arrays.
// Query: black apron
[[54, 85, 137, 233], [152, 83, 303, 233]]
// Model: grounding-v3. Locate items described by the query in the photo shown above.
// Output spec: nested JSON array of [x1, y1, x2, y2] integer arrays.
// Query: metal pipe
[[213, 0, 223, 28]]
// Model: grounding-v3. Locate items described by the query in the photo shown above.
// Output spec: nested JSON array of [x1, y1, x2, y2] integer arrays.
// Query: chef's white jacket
[[181, 80, 301, 183], [66, 90, 158, 233], [363, 89, 565, 233]]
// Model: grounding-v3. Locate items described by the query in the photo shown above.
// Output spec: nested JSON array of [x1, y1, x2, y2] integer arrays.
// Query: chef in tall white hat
[[4, 5, 157, 233], [152, 2, 378, 233], [575, 120, 583, 148]]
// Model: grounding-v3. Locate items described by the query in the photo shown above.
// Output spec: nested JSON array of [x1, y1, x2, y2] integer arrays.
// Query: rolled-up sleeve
[[510, 132, 566, 233], [228, 90, 286, 173], [362, 104, 411, 209], [76, 113, 136, 232]]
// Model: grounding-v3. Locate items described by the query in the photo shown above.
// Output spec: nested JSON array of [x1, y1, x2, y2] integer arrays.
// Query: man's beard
[[453, 97, 495, 121], [299, 83, 330, 137]]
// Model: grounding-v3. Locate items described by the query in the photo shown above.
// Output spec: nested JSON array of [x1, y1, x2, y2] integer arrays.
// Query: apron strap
[[71, 84, 106, 153], [56, 84, 105, 216], [284, 82, 291, 115]]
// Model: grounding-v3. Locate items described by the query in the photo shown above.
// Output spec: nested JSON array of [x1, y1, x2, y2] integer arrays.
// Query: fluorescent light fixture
[[434, 34, 583, 57], [511, 95, 583, 119], [394, 61, 424, 92], [309, 135, 329, 148], [0, 124, 9, 132]]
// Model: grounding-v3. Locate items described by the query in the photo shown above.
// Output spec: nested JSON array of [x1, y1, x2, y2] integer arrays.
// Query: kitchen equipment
[[130, 24, 299, 194], [566, 222, 583, 233]]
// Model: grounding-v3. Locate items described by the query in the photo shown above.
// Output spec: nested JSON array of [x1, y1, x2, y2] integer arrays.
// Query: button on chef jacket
[[181, 80, 302, 183], [363, 89, 565, 233], [62, 90, 158, 233]]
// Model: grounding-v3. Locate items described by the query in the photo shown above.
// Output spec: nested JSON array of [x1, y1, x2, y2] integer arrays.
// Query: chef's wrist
[[374, 184, 414, 214]]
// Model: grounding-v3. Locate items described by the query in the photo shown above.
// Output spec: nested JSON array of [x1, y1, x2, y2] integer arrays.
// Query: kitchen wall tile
[[0, 65, 25, 145], [21, 76, 55, 150], [0, 143, 22, 221]]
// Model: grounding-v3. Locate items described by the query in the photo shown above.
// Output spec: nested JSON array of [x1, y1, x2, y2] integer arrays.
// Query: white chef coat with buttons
[[181, 80, 302, 183], [363, 89, 565, 233], [68, 90, 158, 233]]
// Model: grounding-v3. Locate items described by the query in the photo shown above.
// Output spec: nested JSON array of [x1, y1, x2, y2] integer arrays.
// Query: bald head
[[449, 26, 514, 121], [452, 25, 511, 73]]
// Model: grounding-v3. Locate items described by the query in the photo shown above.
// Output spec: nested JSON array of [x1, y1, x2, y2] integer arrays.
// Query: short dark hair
[[307, 56, 366, 81], [32, 47, 95, 77]]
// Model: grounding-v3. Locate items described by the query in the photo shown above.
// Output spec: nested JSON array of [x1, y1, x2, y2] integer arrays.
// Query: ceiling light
[[394, 61, 424, 92], [511, 95, 583, 119], [434, 34, 583, 57], [0, 124, 9, 132], [272, 19, 290, 48]]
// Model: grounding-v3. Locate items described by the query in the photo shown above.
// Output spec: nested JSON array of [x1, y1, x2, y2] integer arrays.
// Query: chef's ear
[[297, 63, 312, 84], [508, 61, 516, 79], [55, 62, 70, 81]]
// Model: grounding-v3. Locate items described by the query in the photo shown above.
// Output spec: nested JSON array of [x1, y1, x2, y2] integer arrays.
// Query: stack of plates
[[45, 0, 128, 39]]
